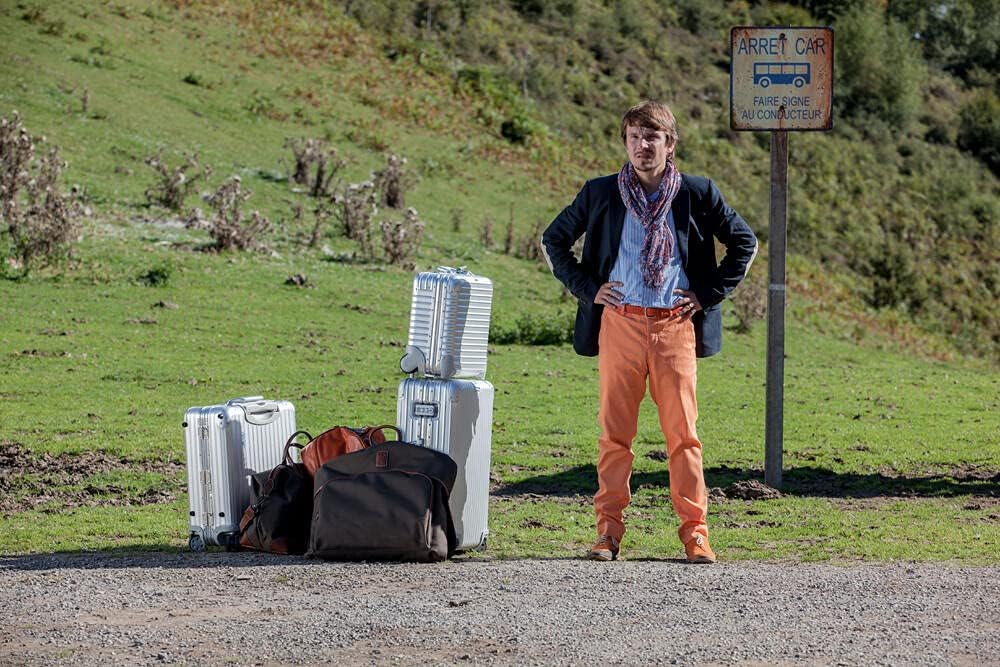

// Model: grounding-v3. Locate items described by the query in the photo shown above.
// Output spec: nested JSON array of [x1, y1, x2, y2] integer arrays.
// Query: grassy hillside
[[0, 1, 997, 560], [4, 0, 997, 358], [338, 0, 999, 358]]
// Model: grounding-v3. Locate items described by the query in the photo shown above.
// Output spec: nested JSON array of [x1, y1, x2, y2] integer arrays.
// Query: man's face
[[624, 124, 672, 175]]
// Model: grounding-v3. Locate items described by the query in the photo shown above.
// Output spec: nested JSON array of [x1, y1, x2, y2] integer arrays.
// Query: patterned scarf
[[617, 160, 682, 289]]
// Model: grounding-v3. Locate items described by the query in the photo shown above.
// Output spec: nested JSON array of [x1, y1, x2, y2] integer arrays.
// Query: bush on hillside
[[513, 219, 544, 263], [491, 311, 574, 346], [0, 112, 82, 275], [730, 268, 767, 334], [480, 215, 495, 250], [143, 149, 211, 210], [333, 180, 378, 260], [137, 263, 173, 287], [957, 89, 1000, 175], [186, 177, 270, 252], [888, 0, 1000, 78], [786, 0, 866, 22], [835, 4, 926, 128], [379, 207, 424, 270], [372, 153, 415, 208], [284, 137, 345, 198]]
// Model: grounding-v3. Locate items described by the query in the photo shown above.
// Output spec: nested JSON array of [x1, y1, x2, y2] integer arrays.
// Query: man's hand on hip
[[595, 281, 624, 309], [670, 288, 702, 322]]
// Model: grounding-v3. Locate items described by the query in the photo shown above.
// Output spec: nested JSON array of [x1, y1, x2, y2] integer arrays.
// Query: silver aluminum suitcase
[[399, 266, 493, 379], [396, 377, 493, 551], [184, 396, 297, 551]]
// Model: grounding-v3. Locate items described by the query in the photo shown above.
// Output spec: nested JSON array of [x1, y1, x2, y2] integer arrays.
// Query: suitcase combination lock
[[412, 403, 438, 418]]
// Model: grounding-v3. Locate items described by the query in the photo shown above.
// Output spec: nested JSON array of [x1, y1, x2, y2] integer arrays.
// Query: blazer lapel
[[608, 183, 626, 260], [671, 181, 691, 268]]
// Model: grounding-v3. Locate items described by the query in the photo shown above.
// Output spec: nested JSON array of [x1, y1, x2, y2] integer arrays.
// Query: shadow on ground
[[493, 464, 1000, 499]]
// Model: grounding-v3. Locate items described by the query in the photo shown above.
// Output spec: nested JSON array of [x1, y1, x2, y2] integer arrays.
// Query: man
[[541, 100, 757, 563]]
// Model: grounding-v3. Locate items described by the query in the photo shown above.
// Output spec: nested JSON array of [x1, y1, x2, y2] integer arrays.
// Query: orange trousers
[[595, 307, 708, 546]]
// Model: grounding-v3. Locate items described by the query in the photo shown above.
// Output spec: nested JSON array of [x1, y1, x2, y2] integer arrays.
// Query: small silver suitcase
[[399, 266, 493, 380], [396, 377, 493, 551], [184, 396, 297, 551]]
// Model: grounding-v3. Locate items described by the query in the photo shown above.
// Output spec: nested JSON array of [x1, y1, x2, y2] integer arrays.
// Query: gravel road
[[1, 552, 997, 666]]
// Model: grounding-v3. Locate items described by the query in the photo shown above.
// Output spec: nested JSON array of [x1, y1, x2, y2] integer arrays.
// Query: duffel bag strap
[[283, 430, 312, 465], [362, 425, 402, 445], [252, 431, 312, 503]]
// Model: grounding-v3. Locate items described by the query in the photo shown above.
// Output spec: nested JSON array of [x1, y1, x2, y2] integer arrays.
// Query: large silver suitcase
[[398, 266, 493, 379], [396, 377, 493, 551], [183, 396, 297, 551]]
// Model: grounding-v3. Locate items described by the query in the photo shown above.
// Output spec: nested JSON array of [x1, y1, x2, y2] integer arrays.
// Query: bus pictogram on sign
[[753, 62, 810, 88]]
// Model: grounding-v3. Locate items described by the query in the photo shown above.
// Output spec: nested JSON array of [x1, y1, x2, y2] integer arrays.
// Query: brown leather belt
[[620, 303, 684, 318]]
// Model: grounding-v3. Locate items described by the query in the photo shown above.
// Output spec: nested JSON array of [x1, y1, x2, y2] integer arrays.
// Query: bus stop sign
[[730, 26, 834, 131]]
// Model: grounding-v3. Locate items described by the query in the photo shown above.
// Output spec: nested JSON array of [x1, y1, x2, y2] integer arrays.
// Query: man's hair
[[620, 101, 679, 158]]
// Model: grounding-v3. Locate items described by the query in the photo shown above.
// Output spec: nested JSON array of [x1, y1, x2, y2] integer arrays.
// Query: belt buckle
[[643, 306, 658, 318]]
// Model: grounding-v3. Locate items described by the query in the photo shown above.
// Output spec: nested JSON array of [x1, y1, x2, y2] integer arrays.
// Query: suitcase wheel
[[222, 532, 240, 552], [188, 533, 206, 552]]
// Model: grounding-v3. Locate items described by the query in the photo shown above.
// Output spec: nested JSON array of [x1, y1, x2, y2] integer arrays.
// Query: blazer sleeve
[[692, 179, 758, 309], [541, 180, 602, 304]]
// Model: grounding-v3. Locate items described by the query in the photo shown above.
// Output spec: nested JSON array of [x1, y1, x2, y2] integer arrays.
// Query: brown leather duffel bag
[[300, 424, 401, 477], [307, 440, 458, 562]]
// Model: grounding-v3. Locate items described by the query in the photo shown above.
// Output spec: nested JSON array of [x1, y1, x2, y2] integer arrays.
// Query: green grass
[[0, 1, 997, 562], [2, 237, 997, 560]]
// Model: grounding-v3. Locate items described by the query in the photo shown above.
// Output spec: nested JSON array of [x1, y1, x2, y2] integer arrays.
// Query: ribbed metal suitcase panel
[[404, 268, 493, 379], [184, 405, 237, 548], [184, 398, 296, 549], [396, 378, 493, 551]]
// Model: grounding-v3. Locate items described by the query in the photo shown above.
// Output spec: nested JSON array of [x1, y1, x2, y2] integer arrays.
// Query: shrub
[[490, 312, 574, 346], [835, 4, 926, 128], [372, 153, 415, 209], [379, 207, 425, 269], [0, 112, 82, 274], [182, 72, 204, 86], [143, 149, 211, 210], [284, 137, 346, 197], [333, 181, 378, 260], [514, 220, 544, 262], [888, 0, 1000, 77], [186, 177, 270, 252], [480, 215, 495, 249], [957, 89, 1000, 175], [503, 217, 514, 255], [729, 269, 766, 334], [500, 113, 536, 144], [137, 263, 172, 287]]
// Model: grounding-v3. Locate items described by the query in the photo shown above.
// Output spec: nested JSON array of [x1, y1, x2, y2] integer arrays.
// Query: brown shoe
[[684, 534, 716, 564], [588, 534, 620, 561]]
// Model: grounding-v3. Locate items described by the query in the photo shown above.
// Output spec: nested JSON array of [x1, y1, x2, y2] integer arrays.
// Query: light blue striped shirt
[[608, 191, 689, 308]]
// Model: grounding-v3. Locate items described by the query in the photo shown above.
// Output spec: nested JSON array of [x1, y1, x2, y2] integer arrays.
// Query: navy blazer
[[541, 173, 758, 358]]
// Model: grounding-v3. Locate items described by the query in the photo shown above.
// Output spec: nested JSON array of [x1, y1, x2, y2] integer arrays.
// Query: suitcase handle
[[399, 346, 426, 376], [227, 396, 265, 405], [435, 265, 469, 274], [241, 401, 282, 425]]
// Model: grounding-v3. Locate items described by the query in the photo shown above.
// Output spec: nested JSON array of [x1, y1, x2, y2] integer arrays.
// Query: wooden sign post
[[730, 26, 834, 487]]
